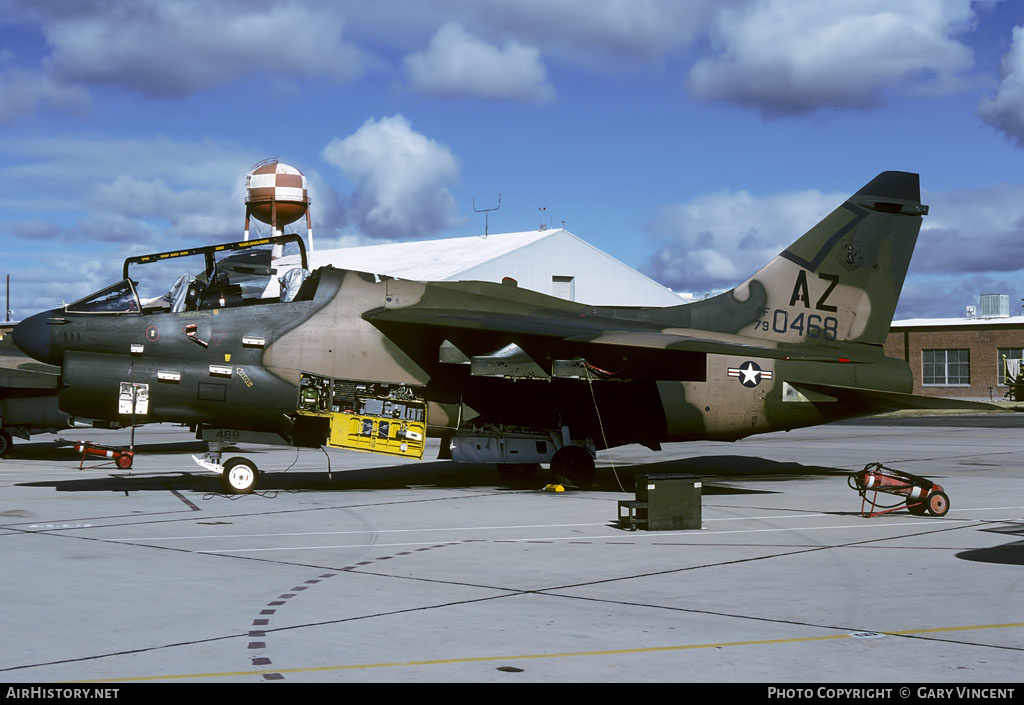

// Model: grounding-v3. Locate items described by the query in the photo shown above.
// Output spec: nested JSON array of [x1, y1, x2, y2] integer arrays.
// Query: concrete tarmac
[[0, 416, 1022, 683]]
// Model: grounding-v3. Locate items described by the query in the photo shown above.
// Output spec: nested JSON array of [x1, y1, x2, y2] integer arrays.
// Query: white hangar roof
[[303, 229, 684, 307], [891, 316, 1024, 328]]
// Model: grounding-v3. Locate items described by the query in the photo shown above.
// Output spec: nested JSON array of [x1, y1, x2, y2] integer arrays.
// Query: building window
[[997, 348, 1024, 386], [922, 349, 970, 386]]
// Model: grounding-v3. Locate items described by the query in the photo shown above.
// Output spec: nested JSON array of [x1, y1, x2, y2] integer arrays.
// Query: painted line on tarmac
[[245, 542, 463, 682], [103, 507, 1024, 543], [168, 489, 201, 511], [951, 506, 1024, 512], [73, 621, 1024, 683], [191, 518, 983, 553], [106, 522, 607, 542], [0, 496, 124, 501]]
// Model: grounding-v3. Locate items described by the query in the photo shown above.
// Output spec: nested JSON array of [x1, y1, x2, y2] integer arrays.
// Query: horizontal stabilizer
[[791, 382, 1002, 412]]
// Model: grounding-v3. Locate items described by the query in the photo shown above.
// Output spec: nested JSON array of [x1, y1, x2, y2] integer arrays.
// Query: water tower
[[244, 158, 314, 250]]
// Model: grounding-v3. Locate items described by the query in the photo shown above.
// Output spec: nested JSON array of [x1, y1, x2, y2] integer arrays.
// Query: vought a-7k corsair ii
[[12, 171, 986, 493]]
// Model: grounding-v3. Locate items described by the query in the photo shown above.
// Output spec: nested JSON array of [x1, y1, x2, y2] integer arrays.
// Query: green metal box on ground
[[618, 473, 702, 531]]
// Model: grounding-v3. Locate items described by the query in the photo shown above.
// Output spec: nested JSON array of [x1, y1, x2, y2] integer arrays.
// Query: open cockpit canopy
[[104, 234, 312, 315], [66, 235, 312, 316]]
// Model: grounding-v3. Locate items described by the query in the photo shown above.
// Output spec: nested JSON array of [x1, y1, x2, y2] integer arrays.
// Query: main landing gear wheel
[[0, 430, 11, 458], [927, 490, 950, 517], [551, 445, 596, 486], [221, 457, 259, 495]]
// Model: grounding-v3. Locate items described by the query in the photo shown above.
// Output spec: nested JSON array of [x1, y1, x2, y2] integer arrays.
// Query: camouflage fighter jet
[[11, 171, 988, 492]]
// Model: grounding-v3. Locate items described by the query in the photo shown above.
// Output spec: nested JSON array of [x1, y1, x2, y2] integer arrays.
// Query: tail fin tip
[[856, 171, 920, 202]]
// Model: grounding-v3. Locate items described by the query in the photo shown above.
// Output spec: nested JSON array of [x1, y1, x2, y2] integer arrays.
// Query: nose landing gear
[[222, 457, 260, 494], [191, 441, 261, 494]]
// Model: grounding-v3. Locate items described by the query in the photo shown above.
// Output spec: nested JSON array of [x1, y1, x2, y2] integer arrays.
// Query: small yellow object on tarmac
[[543, 484, 565, 492]]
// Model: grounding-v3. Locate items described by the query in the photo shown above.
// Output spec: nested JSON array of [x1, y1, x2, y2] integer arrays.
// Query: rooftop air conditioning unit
[[980, 294, 1009, 318]]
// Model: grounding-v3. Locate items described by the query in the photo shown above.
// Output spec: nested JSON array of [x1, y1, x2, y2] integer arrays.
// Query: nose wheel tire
[[0, 430, 11, 458], [221, 457, 259, 494]]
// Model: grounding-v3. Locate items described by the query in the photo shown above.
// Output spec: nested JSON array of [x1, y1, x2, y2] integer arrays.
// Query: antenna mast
[[473, 194, 501, 238]]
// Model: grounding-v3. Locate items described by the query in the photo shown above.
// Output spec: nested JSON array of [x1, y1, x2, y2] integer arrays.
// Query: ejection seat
[[280, 267, 311, 303], [167, 273, 197, 313]]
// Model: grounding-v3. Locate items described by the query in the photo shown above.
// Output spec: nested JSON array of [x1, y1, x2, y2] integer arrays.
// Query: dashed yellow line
[[72, 621, 1024, 683]]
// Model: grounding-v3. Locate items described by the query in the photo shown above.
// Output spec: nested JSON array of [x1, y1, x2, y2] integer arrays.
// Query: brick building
[[885, 316, 1024, 401]]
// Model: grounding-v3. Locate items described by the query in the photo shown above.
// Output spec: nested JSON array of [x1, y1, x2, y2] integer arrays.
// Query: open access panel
[[296, 373, 427, 459]]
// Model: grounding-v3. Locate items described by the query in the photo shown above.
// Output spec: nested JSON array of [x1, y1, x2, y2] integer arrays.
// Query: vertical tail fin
[[680, 171, 926, 346]]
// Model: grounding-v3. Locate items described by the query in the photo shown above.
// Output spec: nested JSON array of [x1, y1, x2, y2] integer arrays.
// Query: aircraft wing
[[368, 305, 649, 339], [789, 382, 1002, 412], [0, 358, 60, 390], [369, 307, 1004, 410], [366, 306, 861, 369]]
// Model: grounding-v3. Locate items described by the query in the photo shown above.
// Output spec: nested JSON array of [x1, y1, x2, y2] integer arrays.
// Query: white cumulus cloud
[[345, 0, 722, 68], [17, 0, 368, 98], [907, 183, 1024, 274], [322, 115, 461, 239], [0, 134, 259, 249], [979, 25, 1024, 146], [644, 188, 844, 293], [641, 178, 1024, 318], [404, 22, 555, 102], [0, 69, 91, 124], [689, 0, 977, 115]]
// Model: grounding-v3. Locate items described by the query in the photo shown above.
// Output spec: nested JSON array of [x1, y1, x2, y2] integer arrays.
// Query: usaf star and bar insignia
[[728, 361, 774, 388]]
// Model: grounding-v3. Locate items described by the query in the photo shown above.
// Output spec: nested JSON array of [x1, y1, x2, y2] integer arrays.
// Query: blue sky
[[2, 0, 1024, 320]]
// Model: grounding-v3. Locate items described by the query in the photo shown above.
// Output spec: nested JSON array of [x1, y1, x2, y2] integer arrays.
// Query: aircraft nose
[[12, 309, 62, 366]]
